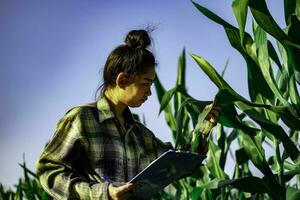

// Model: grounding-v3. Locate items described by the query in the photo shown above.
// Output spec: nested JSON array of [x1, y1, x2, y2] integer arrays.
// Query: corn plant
[[0, 159, 50, 200], [154, 0, 300, 199]]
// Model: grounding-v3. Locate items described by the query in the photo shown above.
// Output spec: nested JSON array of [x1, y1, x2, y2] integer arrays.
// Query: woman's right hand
[[108, 182, 136, 200]]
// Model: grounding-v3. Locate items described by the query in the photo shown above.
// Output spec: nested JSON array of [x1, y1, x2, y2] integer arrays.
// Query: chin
[[129, 102, 143, 108]]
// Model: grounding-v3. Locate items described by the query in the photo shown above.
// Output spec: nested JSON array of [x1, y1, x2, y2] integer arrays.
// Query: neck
[[104, 88, 126, 120]]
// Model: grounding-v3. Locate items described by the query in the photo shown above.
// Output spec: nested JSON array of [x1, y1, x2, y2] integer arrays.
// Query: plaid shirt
[[36, 96, 172, 200]]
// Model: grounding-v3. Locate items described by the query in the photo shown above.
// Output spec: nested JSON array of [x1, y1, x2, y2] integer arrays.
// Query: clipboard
[[129, 150, 206, 199]]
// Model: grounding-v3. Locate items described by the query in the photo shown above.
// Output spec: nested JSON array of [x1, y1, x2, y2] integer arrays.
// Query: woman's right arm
[[36, 109, 110, 200]]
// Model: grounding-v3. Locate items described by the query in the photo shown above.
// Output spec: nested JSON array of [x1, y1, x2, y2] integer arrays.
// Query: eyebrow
[[144, 78, 154, 82]]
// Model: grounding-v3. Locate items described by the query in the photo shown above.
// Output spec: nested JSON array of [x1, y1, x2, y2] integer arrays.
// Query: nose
[[146, 86, 152, 97]]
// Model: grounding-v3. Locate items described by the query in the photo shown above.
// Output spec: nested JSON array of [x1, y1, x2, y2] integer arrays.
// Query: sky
[[0, 0, 284, 188]]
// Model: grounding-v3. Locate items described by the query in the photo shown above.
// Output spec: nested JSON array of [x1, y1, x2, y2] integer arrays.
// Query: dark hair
[[95, 29, 156, 99]]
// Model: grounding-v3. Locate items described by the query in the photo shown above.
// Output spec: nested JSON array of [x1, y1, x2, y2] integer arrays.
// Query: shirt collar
[[96, 95, 135, 125]]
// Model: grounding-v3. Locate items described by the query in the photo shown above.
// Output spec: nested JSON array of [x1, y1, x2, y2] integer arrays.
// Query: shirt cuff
[[91, 181, 110, 200]]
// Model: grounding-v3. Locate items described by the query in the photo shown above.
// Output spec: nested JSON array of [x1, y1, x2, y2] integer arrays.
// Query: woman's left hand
[[205, 103, 221, 126], [201, 103, 221, 136], [193, 103, 221, 154]]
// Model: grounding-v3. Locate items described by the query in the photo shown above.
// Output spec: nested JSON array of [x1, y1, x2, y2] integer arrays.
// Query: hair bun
[[125, 30, 151, 49]]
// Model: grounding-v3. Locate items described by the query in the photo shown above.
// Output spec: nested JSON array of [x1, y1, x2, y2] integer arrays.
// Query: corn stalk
[[155, 0, 300, 199]]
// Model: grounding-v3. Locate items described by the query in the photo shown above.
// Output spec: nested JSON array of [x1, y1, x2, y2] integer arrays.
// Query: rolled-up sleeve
[[36, 109, 109, 200]]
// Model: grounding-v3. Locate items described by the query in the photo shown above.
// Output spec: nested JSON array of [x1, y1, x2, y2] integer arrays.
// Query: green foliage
[[0, 159, 50, 200], [1, 1, 300, 199], [154, 0, 300, 199]]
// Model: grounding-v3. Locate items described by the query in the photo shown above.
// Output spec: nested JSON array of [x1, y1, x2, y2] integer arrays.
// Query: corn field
[[153, 0, 300, 199], [0, 159, 50, 200], [1, 0, 299, 199]]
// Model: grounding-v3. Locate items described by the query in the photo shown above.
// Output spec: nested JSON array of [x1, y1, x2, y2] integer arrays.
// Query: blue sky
[[0, 0, 284, 187]]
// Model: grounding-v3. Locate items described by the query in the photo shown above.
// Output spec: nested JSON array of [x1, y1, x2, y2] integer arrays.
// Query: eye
[[142, 82, 151, 86]]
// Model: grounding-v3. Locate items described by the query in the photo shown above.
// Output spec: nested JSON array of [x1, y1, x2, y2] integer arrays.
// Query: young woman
[[36, 29, 220, 200]]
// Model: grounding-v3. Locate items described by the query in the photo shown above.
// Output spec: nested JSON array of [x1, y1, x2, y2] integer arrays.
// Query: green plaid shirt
[[36, 96, 172, 200]]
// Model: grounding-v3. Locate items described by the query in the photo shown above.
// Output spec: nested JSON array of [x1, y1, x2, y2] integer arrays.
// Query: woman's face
[[123, 67, 155, 107]]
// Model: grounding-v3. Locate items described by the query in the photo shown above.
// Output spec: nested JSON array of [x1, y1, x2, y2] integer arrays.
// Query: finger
[[212, 105, 221, 111], [130, 182, 138, 189], [208, 118, 216, 124], [111, 181, 126, 187], [119, 192, 132, 200], [209, 109, 221, 116], [206, 115, 218, 124], [127, 182, 137, 190], [205, 103, 214, 108], [116, 183, 135, 193], [206, 114, 214, 120], [206, 110, 221, 121]]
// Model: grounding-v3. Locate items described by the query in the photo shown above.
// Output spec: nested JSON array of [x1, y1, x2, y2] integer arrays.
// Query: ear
[[116, 72, 130, 88]]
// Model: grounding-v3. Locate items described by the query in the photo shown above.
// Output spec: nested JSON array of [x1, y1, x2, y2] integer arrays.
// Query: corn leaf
[[297, 0, 300, 19], [240, 132, 270, 175], [190, 53, 245, 101], [239, 133, 285, 198], [254, 24, 289, 106], [191, 104, 213, 152], [252, 22, 265, 49], [19, 163, 36, 178], [176, 83, 260, 135], [235, 147, 249, 165], [174, 48, 186, 116], [159, 86, 176, 114], [267, 41, 283, 71], [191, 187, 204, 200], [15, 179, 23, 200], [216, 99, 258, 135], [286, 15, 300, 73], [289, 74, 300, 105], [216, 125, 227, 169], [176, 49, 186, 87], [175, 97, 211, 149], [200, 176, 274, 194], [286, 186, 300, 200], [221, 58, 229, 78], [153, 73, 165, 103], [277, 69, 289, 99], [192, 1, 234, 27], [219, 177, 269, 194], [186, 100, 211, 126], [197, 178, 220, 189], [249, 0, 300, 76], [269, 105, 300, 130], [248, 0, 300, 48], [284, 0, 297, 24], [188, 55, 262, 133], [159, 84, 189, 114], [238, 104, 300, 162], [232, 0, 248, 47], [283, 167, 300, 182], [153, 75, 177, 133], [192, 1, 274, 101], [287, 12, 300, 45], [190, 53, 300, 129], [214, 88, 300, 161], [207, 140, 228, 179], [173, 49, 191, 149]]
